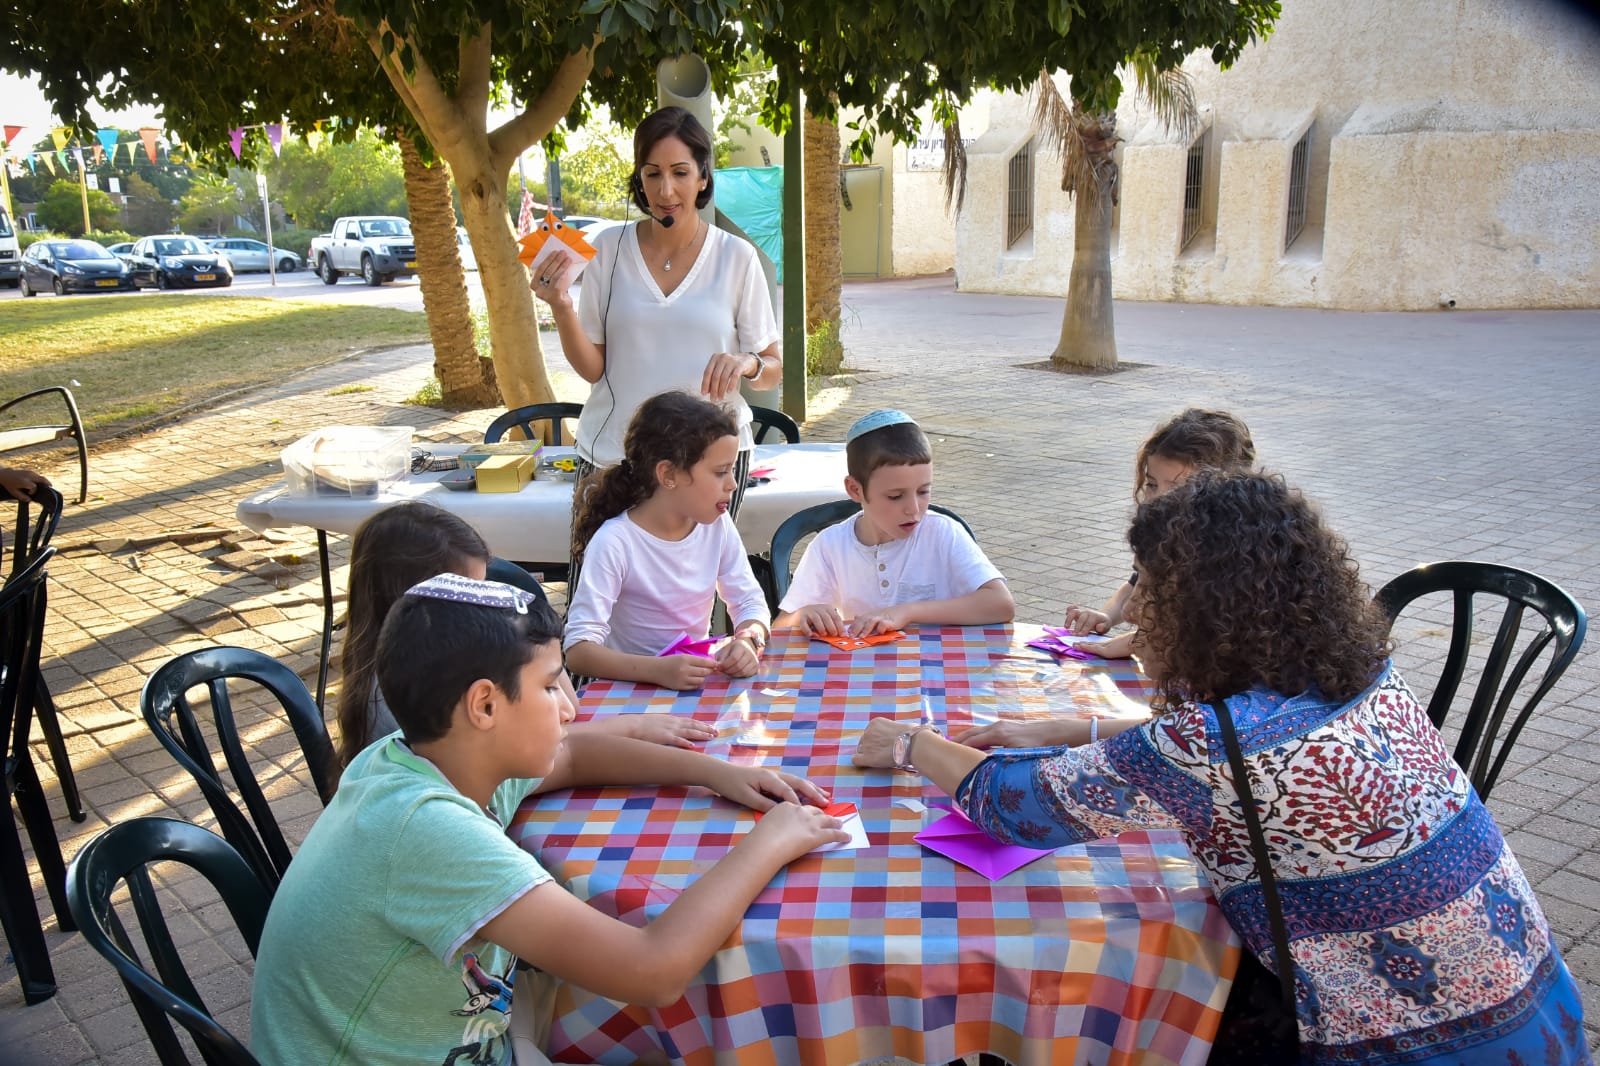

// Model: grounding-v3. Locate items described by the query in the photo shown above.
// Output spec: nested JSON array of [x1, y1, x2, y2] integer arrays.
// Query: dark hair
[[571, 391, 738, 563], [846, 421, 933, 489], [336, 503, 489, 765], [1134, 408, 1255, 502], [630, 107, 714, 214], [1128, 471, 1391, 712], [375, 590, 564, 746]]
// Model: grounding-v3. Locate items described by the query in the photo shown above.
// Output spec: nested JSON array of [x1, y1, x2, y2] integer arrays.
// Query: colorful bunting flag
[[3, 125, 22, 147], [51, 127, 69, 152], [92, 144, 103, 166], [25, 155, 36, 174], [71, 147, 85, 171], [228, 127, 245, 160], [266, 122, 284, 157], [41, 152, 56, 175], [95, 128, 118, 156], [516, 188, 537, 237], [139, 127, 160, 164]]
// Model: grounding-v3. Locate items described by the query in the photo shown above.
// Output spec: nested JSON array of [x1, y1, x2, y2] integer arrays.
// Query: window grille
[[1285, 128, 1311, 250], [1181, 130, 1208, 250], [1006, 140, 1033, 248]]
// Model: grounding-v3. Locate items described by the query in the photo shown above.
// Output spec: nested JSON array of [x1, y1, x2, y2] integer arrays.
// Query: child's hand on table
[[714, 635, 762, 677], [596, 713, 717, 748], [849, 606, 909, 637], [1063, 605, 1111, 635], [794, 604, 846, 637], [653, 654, 717, 690], [744, 802, 849, 858], [707, 764, 830, 811]]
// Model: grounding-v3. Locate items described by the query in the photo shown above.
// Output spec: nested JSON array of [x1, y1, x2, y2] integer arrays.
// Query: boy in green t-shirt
[[251, 574, 846, 1066]]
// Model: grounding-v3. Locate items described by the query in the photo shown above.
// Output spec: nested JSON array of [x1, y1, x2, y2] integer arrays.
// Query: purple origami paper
[[657, 632, 720, 658], [1026, 625, 1112, 661], [914, 809, 1057, 880]]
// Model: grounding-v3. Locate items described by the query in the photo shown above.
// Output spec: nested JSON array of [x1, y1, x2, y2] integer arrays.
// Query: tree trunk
[[398, 134, 500, 407], [802, 110, 844, 374], [1052, 112, 1119, 371]]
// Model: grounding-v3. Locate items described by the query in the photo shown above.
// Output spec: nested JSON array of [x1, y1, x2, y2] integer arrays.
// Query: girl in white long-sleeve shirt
[[565, 391, 771, 690]]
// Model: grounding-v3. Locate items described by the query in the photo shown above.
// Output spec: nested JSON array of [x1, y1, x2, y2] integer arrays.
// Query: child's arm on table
[[572, 714, 717, 747], [482, 801, 846, 1007], [565, 640, 716, 690], [954, 714, 1147, 750], [774, 603, 846, 636], [1065, 581, 1133, 635], [850, 578, 1014, 636], [538, 730, 829, 811]]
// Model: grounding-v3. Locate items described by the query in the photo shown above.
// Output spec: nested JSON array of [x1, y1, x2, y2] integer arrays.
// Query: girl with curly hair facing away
[[858, 472, 1588, 1064], [336, 502, 715, 769], [565, 391, 771, 690]]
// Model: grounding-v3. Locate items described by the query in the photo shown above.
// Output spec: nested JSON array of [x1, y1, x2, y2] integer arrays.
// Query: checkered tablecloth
[[509, 625, 1239, 1066]]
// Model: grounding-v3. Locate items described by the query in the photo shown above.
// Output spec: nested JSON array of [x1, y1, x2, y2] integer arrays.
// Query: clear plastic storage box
[[281, 426, 414, 497]]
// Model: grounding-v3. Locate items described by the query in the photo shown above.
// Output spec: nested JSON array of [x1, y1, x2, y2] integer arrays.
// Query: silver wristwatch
[[892, 725, 940, 770]]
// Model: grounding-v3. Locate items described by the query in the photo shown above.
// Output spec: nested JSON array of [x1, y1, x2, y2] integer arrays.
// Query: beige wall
[[953, 0, 1600, 310]]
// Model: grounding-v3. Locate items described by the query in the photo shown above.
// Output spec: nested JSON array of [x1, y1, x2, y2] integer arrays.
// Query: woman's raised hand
[[702, 351, 755, 402], [1063, 605, 1111, 636], [530, 256, 578, 311]]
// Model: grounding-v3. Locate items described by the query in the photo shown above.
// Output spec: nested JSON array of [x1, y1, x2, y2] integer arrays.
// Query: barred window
[[1006, 140, 1034, 248], [1285, 127, 1311, 250], [1181, 129, 1209, 251]]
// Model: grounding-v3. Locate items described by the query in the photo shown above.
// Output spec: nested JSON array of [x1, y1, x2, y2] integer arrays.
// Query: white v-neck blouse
[[574, 221, 780, 467]]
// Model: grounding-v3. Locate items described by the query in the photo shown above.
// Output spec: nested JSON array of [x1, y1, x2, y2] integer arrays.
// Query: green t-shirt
[[250, 736, 550, 1065]]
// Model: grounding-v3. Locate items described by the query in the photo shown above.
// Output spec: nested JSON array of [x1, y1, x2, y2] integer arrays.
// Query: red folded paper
[[813, 630, 907, 651]]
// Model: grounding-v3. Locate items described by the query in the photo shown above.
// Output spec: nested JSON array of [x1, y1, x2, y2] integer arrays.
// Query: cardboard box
[[474, 453, 538, 493], [459, 440, 542, 475]]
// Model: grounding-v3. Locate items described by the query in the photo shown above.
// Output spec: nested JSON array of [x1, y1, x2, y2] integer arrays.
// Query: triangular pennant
[[3, 125, 22, 147], [92, 144, 103, 166], [41, 152, 56, 175], [139, 127, 160, 164], [25, 154, 37, 173], [71, 147, 85, 171], [51, 127, 69, 152], [228, 127, 244, 160], [95, 128, 118, 155], [306, 126, 325, 152], [266, 122, 284, 157]]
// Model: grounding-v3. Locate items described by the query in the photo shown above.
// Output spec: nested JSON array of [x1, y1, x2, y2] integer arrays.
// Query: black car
[[128, 235, 234, 290], [18, 239, 135, 296]]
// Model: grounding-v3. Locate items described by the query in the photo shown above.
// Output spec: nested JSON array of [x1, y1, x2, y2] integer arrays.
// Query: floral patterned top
[[957, 665, 1591, 1065]]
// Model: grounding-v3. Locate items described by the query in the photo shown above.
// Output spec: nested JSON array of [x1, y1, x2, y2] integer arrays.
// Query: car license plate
[[96, 279, 118, 287], [195, 274, 216, 281], [405, 261, 417, 269]]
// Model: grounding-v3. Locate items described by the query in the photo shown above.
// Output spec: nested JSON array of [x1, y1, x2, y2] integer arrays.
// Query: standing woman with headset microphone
[[532, 107, 782, 578]]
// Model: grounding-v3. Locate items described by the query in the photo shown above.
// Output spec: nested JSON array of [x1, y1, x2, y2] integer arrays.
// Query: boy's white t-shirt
[[565, 511, 771, 656], [574, 223, 780, 467], [778, 512, 1004, 619]]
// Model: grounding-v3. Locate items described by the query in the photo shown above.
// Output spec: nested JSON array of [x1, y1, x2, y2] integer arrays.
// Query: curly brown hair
[[1134, 408, 1256, 502], [571, 390, 737, 564], [1128, 471, 1391, 711]]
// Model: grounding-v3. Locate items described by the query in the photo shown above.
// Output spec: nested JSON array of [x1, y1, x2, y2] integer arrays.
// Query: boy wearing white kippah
[[774, 410, 1014, 637], [252, 574, 846, 1066]]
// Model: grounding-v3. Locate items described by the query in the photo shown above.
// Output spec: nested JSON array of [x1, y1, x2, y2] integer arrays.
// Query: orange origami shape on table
[[517, 210, 597, 278]]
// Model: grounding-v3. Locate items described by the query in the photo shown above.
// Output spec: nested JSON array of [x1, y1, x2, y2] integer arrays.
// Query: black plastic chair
[[141, 647, 338, 890], [5, 485, 83, 822], [765, 499, 978, 607], [66, 817, 268, 1065], [1, 547, 74, 1004], [0, 386, 89, 504], [749, 405, 801, 445], [1377, 561, 1588, 803], [483, 402, 585, 445]]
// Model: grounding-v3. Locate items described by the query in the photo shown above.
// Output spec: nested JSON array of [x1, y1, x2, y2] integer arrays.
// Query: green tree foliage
[[559, 135, 631, 215], [177, 174, 241, 234], [36, 178, 119, 234], [265, 133, 407, 231], [123, 170, 177, 233]]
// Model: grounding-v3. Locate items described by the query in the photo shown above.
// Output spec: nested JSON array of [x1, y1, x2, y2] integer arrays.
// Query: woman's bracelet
[[1089, 716, 1099, 744], [743, 353, 763, 380]]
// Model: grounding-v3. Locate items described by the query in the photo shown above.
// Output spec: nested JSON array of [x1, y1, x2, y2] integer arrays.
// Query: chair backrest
[[66, 817, 268, 1066], [140, 647, 338, 890], [483, 402, 585, 445], [1376, 560, 1588, 802], [767, 500, 977, 605], [748, 405, 801, 445], [6, 484, 63, 578], [3, 548, 54, 756]]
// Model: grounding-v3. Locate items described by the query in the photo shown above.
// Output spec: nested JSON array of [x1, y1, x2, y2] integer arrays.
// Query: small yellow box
[[474, 454, 538, 493]]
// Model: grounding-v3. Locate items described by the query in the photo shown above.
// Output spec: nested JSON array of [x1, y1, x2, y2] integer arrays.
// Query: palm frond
[[941, 110, 967, 215], [1031, 67, 1117, 205], [1129, 51, 1198, 143]]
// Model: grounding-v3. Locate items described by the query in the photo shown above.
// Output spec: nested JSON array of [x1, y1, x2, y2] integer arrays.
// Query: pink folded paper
[[657, 632, 720, 658], [1025, 625, 1107, 661], [747, 465, 776, 479], [914, 808, 1057, 880]]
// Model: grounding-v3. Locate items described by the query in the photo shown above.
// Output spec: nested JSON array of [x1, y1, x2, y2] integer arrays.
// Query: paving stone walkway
[[3, 277, 1598, 1061]]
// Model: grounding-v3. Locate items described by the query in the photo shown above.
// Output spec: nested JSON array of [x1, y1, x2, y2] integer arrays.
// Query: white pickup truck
[[310, 216, 417, 286]]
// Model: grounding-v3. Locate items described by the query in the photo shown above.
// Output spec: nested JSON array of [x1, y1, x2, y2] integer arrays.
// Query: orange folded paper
[[813, 631, 907, 651], [517, 209, 597, 281]]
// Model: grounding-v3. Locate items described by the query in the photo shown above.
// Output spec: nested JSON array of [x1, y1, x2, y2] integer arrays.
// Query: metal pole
[[78, 148, 91, 235], [781, 80, 807, 422], [259, 171, 276, 286]]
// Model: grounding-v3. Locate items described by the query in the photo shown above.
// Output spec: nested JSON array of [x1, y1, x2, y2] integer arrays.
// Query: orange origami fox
[[517, 209, 597, 283]]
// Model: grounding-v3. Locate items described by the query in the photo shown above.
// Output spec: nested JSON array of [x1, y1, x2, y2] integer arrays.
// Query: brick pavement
[[3, 277, 1597, 1061]]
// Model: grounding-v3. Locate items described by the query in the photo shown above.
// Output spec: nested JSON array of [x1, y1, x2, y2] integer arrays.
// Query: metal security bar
[[1006, 141, 1034, 248], [1181, 130, 1208, 250], [1285, 128, 1311, 250]]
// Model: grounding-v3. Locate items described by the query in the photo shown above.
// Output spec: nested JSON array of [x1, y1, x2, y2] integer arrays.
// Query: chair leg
[[32, 675, 85, 822], [0, 805, 58, 1003], [73, 434, 89, 506], [12, 752, 74, 932]]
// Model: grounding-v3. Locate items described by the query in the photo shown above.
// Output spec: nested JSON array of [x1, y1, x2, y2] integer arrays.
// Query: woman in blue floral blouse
[[856, 471, 1589, 1065]]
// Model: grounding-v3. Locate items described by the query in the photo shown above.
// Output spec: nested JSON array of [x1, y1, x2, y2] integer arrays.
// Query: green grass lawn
[[1, 295, 429, 435]]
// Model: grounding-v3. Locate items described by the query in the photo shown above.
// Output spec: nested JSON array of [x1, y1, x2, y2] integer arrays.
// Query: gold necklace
[[663, 217, 703, 272]]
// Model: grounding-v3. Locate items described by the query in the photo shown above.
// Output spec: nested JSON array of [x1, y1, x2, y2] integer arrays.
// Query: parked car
[[105, 241, 136, 261], [579, 219, 624, 245], [18, 239, 134, 296], [127, 235, 234, 290], [559, 214, 609, 230], [309, 216, 416, 285], [0, 204, 21, 287], [456, 226, 478, 271], [211, 237, 301, 273]]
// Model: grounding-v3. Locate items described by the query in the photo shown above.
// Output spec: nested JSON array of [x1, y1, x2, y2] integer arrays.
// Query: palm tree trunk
[[1052, 112, 1118, 371], [802, 109, 844, 374], [398, 134, 500, 407]]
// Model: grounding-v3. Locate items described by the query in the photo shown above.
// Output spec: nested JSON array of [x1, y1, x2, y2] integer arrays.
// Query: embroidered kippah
[[846, 409, 917, 443], [403, 573, 533, 614]]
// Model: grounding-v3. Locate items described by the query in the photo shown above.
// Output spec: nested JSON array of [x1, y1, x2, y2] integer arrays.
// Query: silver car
[[211, 238, 301, 273]]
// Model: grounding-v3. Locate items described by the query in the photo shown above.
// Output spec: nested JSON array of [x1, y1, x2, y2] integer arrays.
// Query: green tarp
[[715, 166, 784, 282]]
